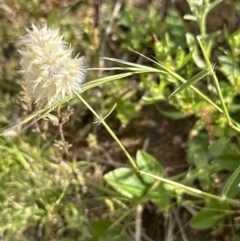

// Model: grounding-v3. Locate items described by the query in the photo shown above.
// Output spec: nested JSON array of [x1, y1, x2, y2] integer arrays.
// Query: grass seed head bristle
[[19, 23, 86, 106]]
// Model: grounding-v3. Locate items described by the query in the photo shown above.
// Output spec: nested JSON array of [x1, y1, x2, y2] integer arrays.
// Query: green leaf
[[222, 165, 240, 198], [164, 10, 188, 48], [184, 14, 197, 21], [89, 220, 112, 237], [198, 172, 211, 191], [136, 150, 163, 184], [104, 167, 146, 199], [193, 146, 208, 168], [190, 210, 225, 229], [175, 48, 193, 70], [214, 154, 240, 171], [81, 72, 134, 93], [147, 183, 172, 207], [169, 69, 209, 97], [190, 198, 230, 229], [208, 138, 228, 158], [186, 33, 205, 69], [218, 55, 239, 85], [88, 220, 129, 241], [119, 9, 133, 27], [156, 106, 186, 119], [207, 198, 230, 210], [187, 135, 209, 168], [115, 98, 139, 125]]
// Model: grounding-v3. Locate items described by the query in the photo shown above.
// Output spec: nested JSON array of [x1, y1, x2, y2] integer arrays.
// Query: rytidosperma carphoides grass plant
[[0, 23, 139, 170], [2, 23, 240, 211]]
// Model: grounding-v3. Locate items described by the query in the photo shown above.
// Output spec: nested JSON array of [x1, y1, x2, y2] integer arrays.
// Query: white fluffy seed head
[[19, 24, 86, 106]]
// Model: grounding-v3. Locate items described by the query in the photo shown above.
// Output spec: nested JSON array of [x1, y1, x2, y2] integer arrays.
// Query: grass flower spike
[[19, 24, 86, 106]]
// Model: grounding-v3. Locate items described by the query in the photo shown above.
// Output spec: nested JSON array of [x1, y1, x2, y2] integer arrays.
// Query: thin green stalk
[[55, 181, 69, 206], [108, 208, 134, 231], [14, 146, 37, 180], [127, 49, 224, 114], [73, 90, 139, 172], [139, 170, 240, 207], [197, 36, 233, 127], [199, 4, 207, 37], [162, 63, 223, 113]]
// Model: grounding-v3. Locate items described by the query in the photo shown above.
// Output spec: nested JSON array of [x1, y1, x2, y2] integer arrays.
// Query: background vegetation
[[0, 0, 240, 240]]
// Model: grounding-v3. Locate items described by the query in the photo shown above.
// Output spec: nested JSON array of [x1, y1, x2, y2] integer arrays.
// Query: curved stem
[[74, 90, 139, 172], [139, 170, 240, 207], [197, 36, 233, 127]]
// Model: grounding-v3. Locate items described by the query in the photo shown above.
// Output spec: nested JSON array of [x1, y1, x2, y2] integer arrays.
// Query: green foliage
[[103, 0, 240, 237], [1, 0, 240, 240], [190, 199, 230, 230], [114, 98, 139, 125], [222, 165, 240, 198], [104, 150, 173, 208], [116, 6, 161, 50], [0, 143, 90, 240], [88, 220, 129, 241]]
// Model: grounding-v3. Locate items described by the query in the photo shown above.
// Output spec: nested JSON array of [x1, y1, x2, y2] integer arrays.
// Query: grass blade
[[222, 165, 240, 199], [169, 69, 209, 97]]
